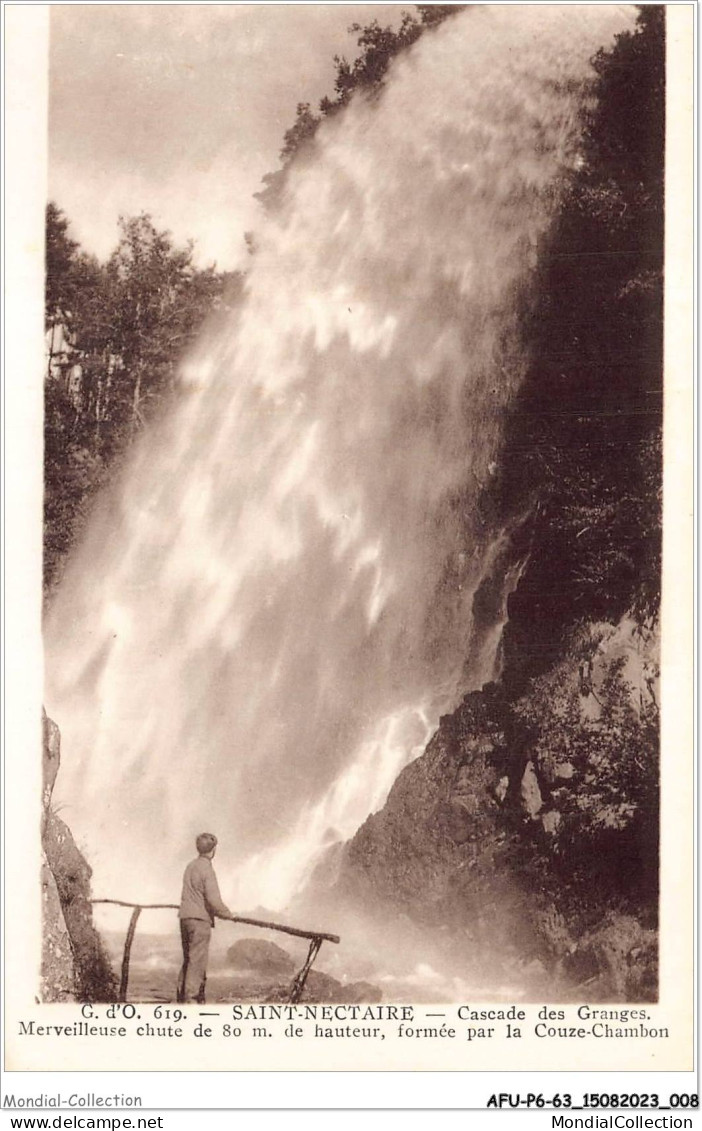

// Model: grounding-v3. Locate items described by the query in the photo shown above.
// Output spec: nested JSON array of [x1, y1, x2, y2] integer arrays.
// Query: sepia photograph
[[3, 0, 695, 1081]]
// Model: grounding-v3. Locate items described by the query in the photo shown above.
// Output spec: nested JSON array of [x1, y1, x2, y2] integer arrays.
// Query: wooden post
[[289, 936, 323, 1004], [120, 906, 142, 1002]]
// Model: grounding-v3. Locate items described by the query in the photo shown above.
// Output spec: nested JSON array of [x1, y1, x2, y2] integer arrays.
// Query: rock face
[[41, 855, 76, 1001], [323, 618, 659, 1002], [41, 712, 116, 1002], [330, 686, 546, 987], [339, 692, 514, 926]]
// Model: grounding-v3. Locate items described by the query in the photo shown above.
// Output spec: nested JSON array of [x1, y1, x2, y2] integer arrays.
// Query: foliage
[[278, 102, 323, 165], [487, 10, 664, 968], [256, 5, 464, 211], [46, 201, 81, 327], [514, 654, 659, 882], [319, 11, 428, 114], [44, 378, 107, 593], [43, 207, 242, 594], [103, 215, 232, 440], [498, 8, 665, 681]]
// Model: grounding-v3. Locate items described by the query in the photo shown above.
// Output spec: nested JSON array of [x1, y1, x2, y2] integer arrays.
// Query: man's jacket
[[179, 856, 232, 927]]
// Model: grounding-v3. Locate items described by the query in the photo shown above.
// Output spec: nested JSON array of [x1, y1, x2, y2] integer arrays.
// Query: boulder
[[520, 761, 542, 818], [541, 810, 561, 836], [226, 938, 295, 976]]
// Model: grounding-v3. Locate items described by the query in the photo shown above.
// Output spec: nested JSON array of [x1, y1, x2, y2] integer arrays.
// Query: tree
[[104, 215, 224, 439], [45, 202, 80, 330], [45, 205, 106, 384], [319, 12, 426, 114], [43, 206, 240, 594]]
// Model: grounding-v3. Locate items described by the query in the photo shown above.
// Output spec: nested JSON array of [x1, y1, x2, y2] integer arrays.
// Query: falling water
[[45, 6, 634, 912]]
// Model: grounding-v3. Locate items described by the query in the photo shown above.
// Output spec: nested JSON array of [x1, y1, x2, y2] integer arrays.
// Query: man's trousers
[[177, 918, 211, 1003]]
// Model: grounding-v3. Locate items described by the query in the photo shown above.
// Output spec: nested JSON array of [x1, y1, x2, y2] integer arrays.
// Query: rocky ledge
[[41, 711, 116, 1002]]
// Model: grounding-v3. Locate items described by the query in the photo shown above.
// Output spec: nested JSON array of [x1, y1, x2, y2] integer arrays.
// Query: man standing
[[177, 833, 234, 1003]]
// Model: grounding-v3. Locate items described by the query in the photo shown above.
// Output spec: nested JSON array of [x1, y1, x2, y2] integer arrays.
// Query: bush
[[514, 646, 659, 895]]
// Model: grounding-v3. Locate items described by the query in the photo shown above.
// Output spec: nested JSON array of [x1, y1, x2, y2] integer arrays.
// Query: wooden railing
[[91, 899, 339, 1004]]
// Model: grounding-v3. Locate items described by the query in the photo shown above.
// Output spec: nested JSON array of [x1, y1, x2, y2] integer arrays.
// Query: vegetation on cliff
[[498, 6, 664, 682], [310, 7, 664, 999], [255, 6, 464, 213]]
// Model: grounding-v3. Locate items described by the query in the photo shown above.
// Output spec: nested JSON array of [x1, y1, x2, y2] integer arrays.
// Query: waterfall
[[45, 6, 635, 911]]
